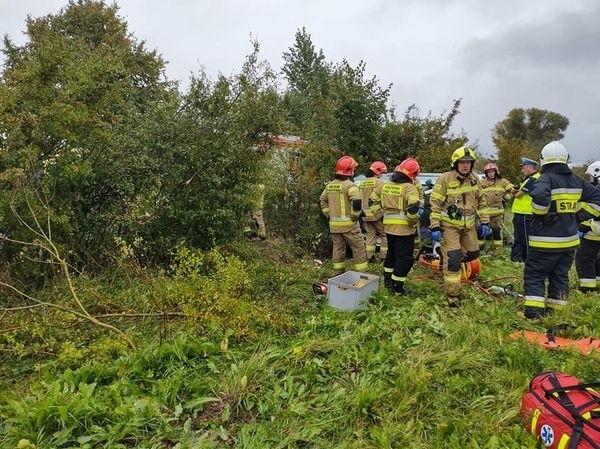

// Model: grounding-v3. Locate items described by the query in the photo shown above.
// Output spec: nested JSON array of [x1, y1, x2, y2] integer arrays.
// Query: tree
[[0, 0, 174, 269], [282, 27, 331, 97], [492, 108, 569, 150], [379, 100, 468, 172], [331, 59, 391, 160], [141, 42, 281, 257], [493, 108, 569, 182]]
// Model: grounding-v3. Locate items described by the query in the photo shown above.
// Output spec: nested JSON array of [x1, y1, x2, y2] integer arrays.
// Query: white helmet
[[586, 161, 600, 178], [540, 141, 569, 166]]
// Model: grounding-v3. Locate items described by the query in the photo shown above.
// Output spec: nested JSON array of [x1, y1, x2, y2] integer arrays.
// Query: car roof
[[354, 172, 441, 185]]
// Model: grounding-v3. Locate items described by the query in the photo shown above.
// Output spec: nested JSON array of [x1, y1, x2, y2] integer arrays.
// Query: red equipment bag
[[521, 371, 600, 448]]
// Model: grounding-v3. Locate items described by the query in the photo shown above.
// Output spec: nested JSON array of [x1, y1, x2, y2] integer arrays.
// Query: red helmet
[[394, 158, 421, 180], [484, 162, 499, 174], [335, 156, 358, 176], [369, 161, 387, 176]]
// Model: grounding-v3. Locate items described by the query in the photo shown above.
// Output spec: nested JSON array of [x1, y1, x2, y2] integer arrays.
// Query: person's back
[[319, 156, 368, 274], [523, 142, 600, 319], [529, 165, 597, 250], [370, 158, 421, 295], [359, 161, 388, 261]]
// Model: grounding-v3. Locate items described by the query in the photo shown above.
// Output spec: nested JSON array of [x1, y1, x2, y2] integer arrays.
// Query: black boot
[[524, 306, 545, 320], [384, 273, 393, 292], [447, 296, 461, 308], [392, 280, 405, 296]]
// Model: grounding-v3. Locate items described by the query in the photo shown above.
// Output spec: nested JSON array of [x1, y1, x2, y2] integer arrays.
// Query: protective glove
[[430, 227, 442, 242], [578, 230, 585, 238], [480, 224, 492, 238]]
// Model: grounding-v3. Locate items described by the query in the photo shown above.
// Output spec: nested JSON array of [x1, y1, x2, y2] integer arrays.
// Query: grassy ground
[[1, 241, 599, 448]]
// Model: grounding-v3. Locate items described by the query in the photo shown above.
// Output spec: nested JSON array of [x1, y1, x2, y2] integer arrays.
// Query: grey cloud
[[462, 3, 600, 71]]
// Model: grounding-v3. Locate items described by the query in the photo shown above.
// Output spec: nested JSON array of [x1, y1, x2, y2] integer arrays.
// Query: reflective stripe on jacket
[[359, 176, 383, 221], [320, 178, 361, 233], [512, 173, 541, 215], [370, 180, 419, 236], [480, 177, 513, 216], [429, 170, 489, 229], [528, 164, 600, 251]]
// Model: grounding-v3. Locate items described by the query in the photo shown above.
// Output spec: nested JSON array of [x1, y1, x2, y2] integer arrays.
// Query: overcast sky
[[2, 0, 599, 163]]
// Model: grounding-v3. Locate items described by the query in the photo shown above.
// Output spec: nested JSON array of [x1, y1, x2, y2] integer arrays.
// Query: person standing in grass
[[478, 163, 513, 256], [359, 161, 388, 262], [510, 158, 540, 262], [320, 156, 368, 275], [523, 142, 600, 319], [429, 146, 490, 307], [575, 161, 600, 292], [251, 183, 267, 240], [370, 158, 421, 295]]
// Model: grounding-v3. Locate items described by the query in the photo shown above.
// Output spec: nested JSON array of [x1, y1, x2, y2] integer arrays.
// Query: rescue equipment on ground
[[312, 282, 328, 295], [327, 271, 379, 311], [520, 371, 600, 448], [510, 325, 600, 357], [485, 284, 522, 299], [418, 253, 482, 280]]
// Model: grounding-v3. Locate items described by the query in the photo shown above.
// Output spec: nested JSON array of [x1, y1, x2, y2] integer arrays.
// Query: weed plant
[[1, 243, 599, 448]]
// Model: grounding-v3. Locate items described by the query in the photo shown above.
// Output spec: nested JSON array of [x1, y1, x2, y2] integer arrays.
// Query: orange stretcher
[[510, 330, 600, 356]]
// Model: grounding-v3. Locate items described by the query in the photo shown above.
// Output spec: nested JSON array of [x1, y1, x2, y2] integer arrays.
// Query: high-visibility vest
[[512, 173, 540, 215]]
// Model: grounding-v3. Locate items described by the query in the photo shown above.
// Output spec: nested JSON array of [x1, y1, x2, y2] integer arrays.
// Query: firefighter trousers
[[440, 225, 479, 297], [523, 249, 575, 318], [575, 239, 600, 289], [364, 220, 387, 260], [383, 234, 415, 286], [511, 213, 532, 262], [478, 214, 503, 249], [331, 230, 368, 272]]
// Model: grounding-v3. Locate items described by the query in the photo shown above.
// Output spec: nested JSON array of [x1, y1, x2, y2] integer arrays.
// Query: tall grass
[[1, 245, 599, 448]]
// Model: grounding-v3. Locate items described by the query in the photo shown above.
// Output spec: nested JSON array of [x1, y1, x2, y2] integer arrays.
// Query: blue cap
[[520, 157, 538, 167]]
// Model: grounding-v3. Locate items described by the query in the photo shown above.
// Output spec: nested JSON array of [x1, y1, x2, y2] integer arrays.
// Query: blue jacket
[[528, 163, 600, 251]]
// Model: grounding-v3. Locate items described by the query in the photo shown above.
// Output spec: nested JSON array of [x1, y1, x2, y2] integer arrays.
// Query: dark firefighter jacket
[[529, 163, 600, 251]]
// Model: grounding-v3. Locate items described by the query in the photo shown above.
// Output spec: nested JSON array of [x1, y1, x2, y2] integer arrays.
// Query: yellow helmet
[[450, 146, 476, 168]]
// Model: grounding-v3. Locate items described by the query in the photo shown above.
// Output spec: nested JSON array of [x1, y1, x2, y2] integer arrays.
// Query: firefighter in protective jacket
[[523, 142, 600, 319], [370, 158, 421, 295], [575, 161, 600, 291], [359, 161, 388, 261], [320, 156, 368, 274], [429, 146, 490, 305], [479, 163, 513, 255]]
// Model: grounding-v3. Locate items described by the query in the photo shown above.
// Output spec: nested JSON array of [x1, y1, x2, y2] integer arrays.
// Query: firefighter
[[478, 163, 513, 255], [575, 161, 600, 292], [510, 158, 540, 262], [429, 146, 490, 306], [523, 142, 600, 319], [320, 156, 368, 274], [370, 158, 421, 295], [251, 183, 267, 239], [359, 161, 388, 262]]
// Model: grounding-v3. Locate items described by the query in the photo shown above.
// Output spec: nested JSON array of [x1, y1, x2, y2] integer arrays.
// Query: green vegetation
[[2, 241, 599, 448], [1, 2, 593, 448]]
